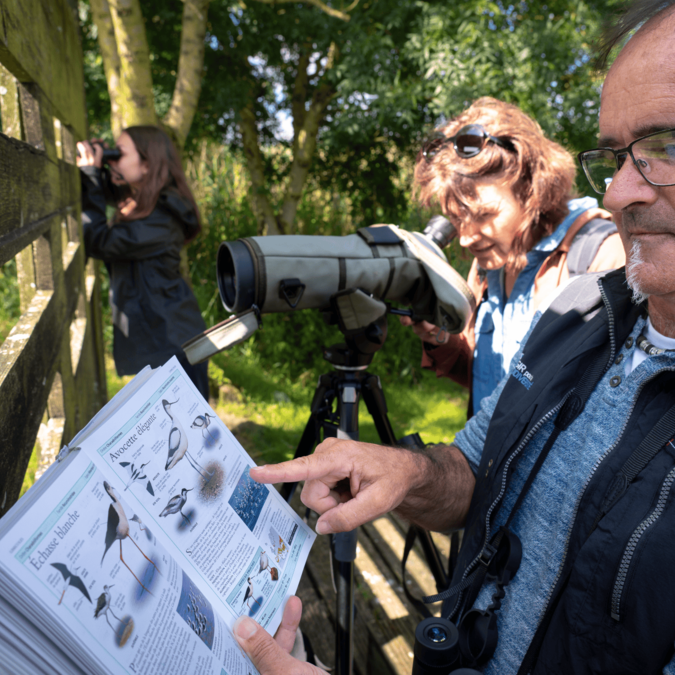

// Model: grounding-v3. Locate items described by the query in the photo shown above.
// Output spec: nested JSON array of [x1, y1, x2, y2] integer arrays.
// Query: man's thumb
[[233, 616, 289, 672]]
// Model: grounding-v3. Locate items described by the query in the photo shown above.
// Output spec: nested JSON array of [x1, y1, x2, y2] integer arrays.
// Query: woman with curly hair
[[404, 97, 625, 415]]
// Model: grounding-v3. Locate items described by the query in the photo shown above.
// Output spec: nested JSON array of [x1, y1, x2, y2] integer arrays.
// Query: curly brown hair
[[414, 97, 577, 272]]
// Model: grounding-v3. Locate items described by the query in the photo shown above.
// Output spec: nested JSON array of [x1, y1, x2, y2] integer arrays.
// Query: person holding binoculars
[[77, 125, 209, 399], [401, 98, 625, 415]]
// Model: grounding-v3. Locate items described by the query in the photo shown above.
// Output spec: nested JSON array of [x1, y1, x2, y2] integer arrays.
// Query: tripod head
[[322, 289, 390, 370]]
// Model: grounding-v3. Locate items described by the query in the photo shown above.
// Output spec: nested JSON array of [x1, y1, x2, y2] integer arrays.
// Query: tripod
[[280, 313, 450, 675]]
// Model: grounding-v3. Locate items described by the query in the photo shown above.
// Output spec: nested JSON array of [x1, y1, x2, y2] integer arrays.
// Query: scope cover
[[219, 225, 475, 333]]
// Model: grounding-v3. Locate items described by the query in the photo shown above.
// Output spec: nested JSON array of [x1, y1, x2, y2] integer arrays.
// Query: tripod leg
[[332, 531, 357, 675], [361, 374, 397, 445], [280, 415, 322, 502], [280, 376, 333, 503], [362, 374, 450, 592]]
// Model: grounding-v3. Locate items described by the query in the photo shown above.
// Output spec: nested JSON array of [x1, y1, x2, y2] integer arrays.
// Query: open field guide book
[[0, 357, 316, 675]]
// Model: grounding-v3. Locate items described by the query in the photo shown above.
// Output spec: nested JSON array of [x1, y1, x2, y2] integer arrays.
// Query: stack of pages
[[0, 357, 315, 675]]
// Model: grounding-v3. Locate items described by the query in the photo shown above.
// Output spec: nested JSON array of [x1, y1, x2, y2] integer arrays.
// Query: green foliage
[[0, 259, 20, 342], [208, 346, 469, 465], [80, 0, 615, 229], [404, 0, 611, 155], [19, 444, 40, 498]]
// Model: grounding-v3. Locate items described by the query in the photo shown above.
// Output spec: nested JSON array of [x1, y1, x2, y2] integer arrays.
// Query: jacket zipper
[[451, 390, 574, 620], [524, 279, 675, 671], [519, 278, 618, 673], [529, 368, 675, 649], [464, 279, 619, 608], [610, 465, 675, 621]]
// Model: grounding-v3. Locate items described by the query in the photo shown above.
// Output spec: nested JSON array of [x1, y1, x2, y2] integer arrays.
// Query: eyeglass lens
[[454, 125, 488, 158], [582, 131, 675, 193]]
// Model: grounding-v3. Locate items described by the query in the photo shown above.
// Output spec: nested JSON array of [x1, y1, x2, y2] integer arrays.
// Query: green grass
[[207, 347, 469, 466], [19, 444, 40, 498]]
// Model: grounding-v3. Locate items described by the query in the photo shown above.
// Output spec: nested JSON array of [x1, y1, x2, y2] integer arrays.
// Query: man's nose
[[603, 157, 659, 213]]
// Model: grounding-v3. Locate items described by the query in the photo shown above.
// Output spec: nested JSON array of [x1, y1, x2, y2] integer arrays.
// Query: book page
[[0, 453, 259, 675], [82, 357, 315, 636]]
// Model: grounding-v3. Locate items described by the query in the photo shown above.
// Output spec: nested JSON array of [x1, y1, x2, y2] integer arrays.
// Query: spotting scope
[[216, 218, 474, 335]]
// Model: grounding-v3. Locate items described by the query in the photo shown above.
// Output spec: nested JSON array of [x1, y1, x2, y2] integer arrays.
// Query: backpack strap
[[567, 218, 618, 276]]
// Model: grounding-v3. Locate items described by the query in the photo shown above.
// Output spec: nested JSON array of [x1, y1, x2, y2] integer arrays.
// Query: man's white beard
[[626, 239, 649, 304]]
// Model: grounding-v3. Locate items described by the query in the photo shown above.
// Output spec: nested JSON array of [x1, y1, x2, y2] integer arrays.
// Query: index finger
[[250, 453, 348, 486]]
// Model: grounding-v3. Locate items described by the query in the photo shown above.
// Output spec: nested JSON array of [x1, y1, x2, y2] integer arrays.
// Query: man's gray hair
[[597, 0, 675, 68]]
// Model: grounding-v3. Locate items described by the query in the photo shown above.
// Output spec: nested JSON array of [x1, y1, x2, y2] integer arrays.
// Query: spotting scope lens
[[412, 617, 460, 675], [423, 215, 457, 250], [217, 240, 256, 313]]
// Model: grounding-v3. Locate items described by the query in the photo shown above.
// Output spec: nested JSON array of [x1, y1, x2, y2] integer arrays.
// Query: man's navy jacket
[[450, 268, 675, 674]]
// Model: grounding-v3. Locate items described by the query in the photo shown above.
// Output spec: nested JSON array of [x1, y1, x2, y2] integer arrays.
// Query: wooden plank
[[85, 260, 109, 410], [0, 0, 87, 138], [0, 0, 107, 517], [15, 241, 36, 312], [63, 240, 84, 305], [362, 518, 442, 618], [295, 566, 336, 668], [0, 134, 79, 265], [17, 82, 43, 150], [0, 61, 21, 139], [0, 290, 60, 515], [21, 82, 58, 163]]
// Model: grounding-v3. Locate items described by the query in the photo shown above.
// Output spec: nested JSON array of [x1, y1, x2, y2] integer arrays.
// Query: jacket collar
[[598, 267, 647, 351]]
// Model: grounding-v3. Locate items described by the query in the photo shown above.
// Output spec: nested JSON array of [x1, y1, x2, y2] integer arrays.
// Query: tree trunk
[[107, 0, 157, 127], [238, 43, 338, 236], [279, 43, 337, 232], [89, 0, 124, 137], [162, 0, 211, 148], [239, 101, 282, 235], [250, 0, 354, 22]]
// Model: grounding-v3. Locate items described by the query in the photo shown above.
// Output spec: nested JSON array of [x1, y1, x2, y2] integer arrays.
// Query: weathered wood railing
[[0, 0, 107, 516]]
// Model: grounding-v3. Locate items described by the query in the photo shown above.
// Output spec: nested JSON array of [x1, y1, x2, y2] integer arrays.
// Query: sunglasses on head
[[422, 124, 514, 161]]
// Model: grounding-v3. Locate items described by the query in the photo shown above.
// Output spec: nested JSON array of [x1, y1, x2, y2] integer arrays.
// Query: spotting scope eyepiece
[[216, 223, 475, 335], [423, 215, 457, 250]]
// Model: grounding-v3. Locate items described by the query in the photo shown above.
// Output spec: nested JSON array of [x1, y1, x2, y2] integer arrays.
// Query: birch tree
[[89, 0, 210, 148]]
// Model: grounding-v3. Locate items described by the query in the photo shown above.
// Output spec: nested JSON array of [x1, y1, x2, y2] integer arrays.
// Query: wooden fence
[[0, 0, 107, 517]]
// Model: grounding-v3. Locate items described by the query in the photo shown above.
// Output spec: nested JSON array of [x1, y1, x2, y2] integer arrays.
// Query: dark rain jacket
[[80, 166, 206, 375], [450, 268, 675, 674]]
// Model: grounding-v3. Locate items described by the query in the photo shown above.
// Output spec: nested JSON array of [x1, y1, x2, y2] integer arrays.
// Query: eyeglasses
[[422, 124, 514, 161], [578, 128, 675, 194]]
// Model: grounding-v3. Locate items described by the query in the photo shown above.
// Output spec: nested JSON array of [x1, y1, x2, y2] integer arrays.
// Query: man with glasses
[[233, 2, 675, 673]]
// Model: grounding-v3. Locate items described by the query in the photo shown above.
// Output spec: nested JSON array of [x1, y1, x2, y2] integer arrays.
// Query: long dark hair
[[116, 125, 201, 243]]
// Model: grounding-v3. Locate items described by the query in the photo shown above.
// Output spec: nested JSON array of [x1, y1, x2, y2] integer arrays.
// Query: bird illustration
[[274, 536, 287, 563], [162, 399, 213, 480], [102, 481, 160, 594], [119, 461, 154, 496], [130, 514, 146, 531], [130, 514, 153, 542], [190, 412, 216, 441], [254, 550, 270, 578], [51, 563, 92, 606], [94, 584, 123, 634], [242, 577, 262, 610], [160, 488, 193, 525]]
